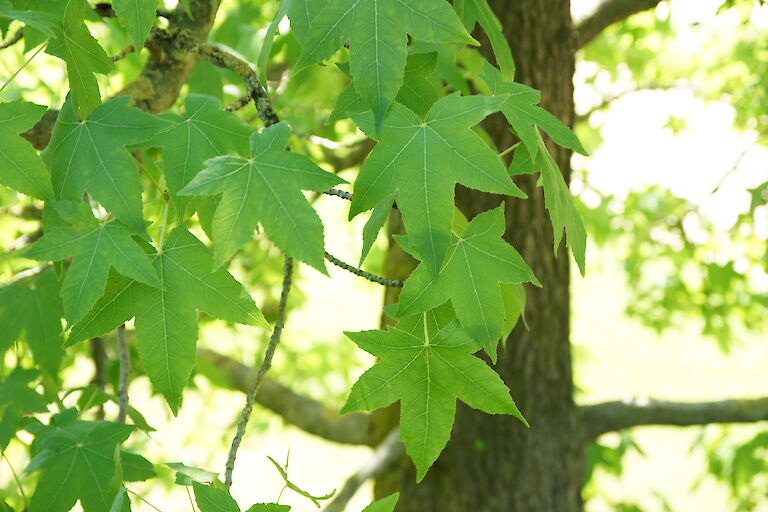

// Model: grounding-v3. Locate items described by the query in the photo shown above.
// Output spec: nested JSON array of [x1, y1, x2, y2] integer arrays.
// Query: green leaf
[[350, 93, 525, 272], [109, 488, 131, 512], [0, 101, 54, 199], [121, 451, 155, 482], [359, 193, 394, 266], [26, 420, 134, 512], [266, 456, 336, 507], [43, 96, 159, 233], [164, 462, 218, 486], [246, 505, 291, 512], [0, 270, 65, 376], [112, 0, 156, 49], [534, 134, 587, 275], [397, 205, 539, 358], [461, 0, 515, 80], [24, 203, 162, 326], [294, 0, 475, 127], [179, 121, 345, 272], [480, 61, 586, 159], [361, 493, 399, 512], [257, 0, 292, 85], [329, 52, 440, 124], [150, 94, 252, 219], [44, 0, 113, 118], [0, 369, 48, 449], [67, 227, 267, 413], [192, 482, 240, 512], [342, 315, 525, 480]]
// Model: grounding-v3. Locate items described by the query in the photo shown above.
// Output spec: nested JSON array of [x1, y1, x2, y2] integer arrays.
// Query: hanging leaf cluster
[[0, 0, 586, 507]]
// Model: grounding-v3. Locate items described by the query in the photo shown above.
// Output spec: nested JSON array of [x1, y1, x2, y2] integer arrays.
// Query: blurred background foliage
[[0, 0, 766, 510]]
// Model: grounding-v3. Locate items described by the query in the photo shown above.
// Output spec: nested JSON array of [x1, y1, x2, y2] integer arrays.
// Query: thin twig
[[0, 28, 23, 50], [324, 252, 404, 288], [224, 257, 294, 488], [0, 44, 45, 94], [1, 449, 27, 506], [322, 429, 403, 512], [323, 188, 354, 202], [116, 324, 131, 423], [9, 264, 50, 284], [111, 45, 136, 62]]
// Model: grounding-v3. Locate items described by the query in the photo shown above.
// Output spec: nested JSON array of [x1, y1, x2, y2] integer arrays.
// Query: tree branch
[[197, 348, 374, 446], [225, 257, 293, 488], [582, 396, 768, 439], [324, 252, 404, 288], [322, 429, 404, 512], [574, 0, 662, 49]]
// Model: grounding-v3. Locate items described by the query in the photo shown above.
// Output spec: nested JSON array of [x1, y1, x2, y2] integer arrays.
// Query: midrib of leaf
[[85, 127, 134, 217], [460, 243, 492, 343], [418, 127, 438, 268], [71, 228, 102, 317], [349, 349, 421, 408], [54, 126, 85, 199], [353, 128, 418, 209], [164, 245, 257, 321]]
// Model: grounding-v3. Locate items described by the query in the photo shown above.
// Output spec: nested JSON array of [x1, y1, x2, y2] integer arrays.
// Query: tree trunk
[[375, 1, 587, 510]]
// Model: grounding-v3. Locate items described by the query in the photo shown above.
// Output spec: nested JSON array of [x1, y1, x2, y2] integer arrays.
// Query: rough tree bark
[[375, 1, 586, 510]]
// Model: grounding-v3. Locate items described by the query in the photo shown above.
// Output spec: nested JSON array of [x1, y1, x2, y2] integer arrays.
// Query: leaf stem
[[185, 485, 196, 512], [0, 44, 45, 94], [126, 488, 164, 512], [224, 257, 294, 488], [116, 324, 131, 423], [158, 200, 170, 251], [422, 313, 430, 346], [499, 141, 520, 158], [1, 449, 27, 506]]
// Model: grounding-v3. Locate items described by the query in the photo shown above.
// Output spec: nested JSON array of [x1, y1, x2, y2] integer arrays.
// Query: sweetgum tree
[[0, 0, 767, 511]]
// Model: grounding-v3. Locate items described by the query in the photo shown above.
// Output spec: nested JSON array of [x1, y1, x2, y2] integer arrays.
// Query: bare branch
[[582, 396, 768, 439], [322, 429, 404, 512], [325, 252, 404, 288], [197, 348, 374, 446], [574, 0, 662, 49], [225, 257, 294, 488]]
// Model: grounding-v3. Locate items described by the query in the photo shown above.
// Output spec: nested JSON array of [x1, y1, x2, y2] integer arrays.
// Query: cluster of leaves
[[0, 0, 587, 509], [578, 186, 767, 350]]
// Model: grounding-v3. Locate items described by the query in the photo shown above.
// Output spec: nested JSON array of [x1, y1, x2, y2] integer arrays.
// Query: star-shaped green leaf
[[349, 93, 525, 271], [24, 202, 161, 326], [193, 482, 240, 512], [480, 61, 586, 160], [293, 0, 475, 126], [66, 227, 268, 414], [179, 121, 345, 272], [112, 0, 156, 49], [44, 0, 113, 119], [0, 369, 48, 449], [150, 94, 252, 219], [396, 205, 539, 358], [0, 101, 54, 199], [43, 96, 159, 233], [342, 309, 525, 481], [26, 419, 134, 512], [0, 270, 65, 376]]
